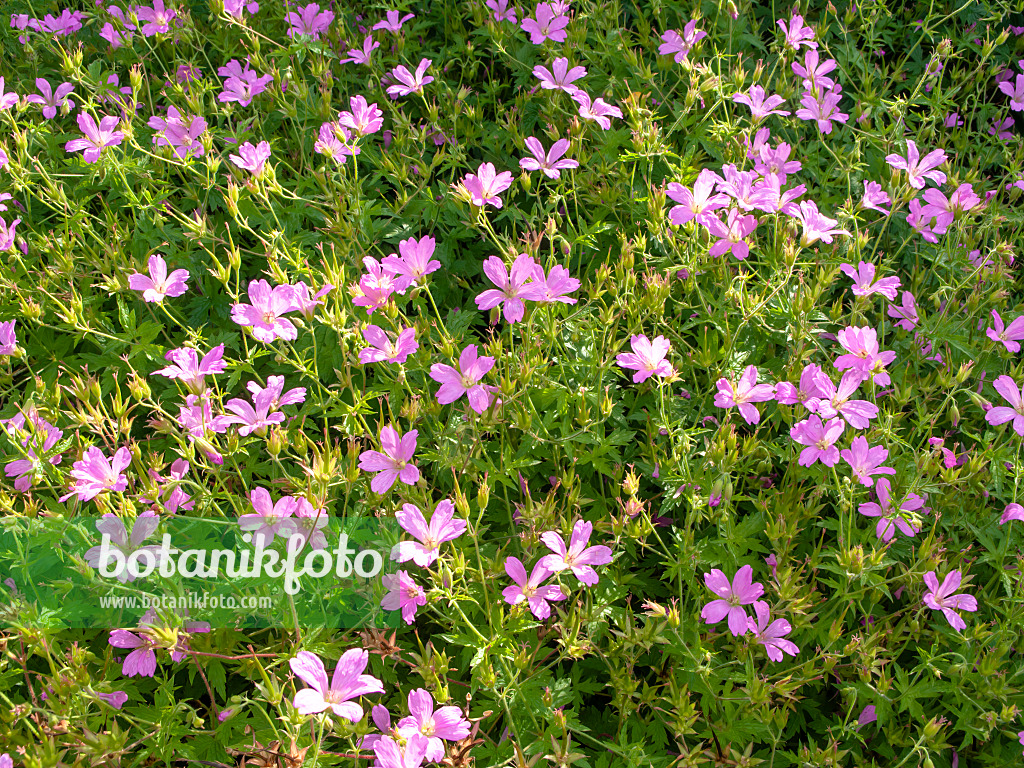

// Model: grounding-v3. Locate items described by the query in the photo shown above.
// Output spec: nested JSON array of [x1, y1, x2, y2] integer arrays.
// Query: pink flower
[[858, 478, 926, 542], [153, 344, 226, 393], [860, 180, 891, 214], [987, 375, 1024, 435], [887, 291, 919, 331], [0, 217, 18, 253], [84, 512, 162, 582], [839, 261, 901, 300], [519, 137, 578, 179], [60, 446, 132, 502], [885, 140, 947, 189], [486, 0, 517, 23], [616, 334, 674, 383], [396, 689, 471, 762], [787, 200, 849, 246], [990, 116, 1015, 141], [217, 59, 274, 107], [1000, 503, 1024, 524], [223, 387, 285, 437], [807, 369, 879, 429], [774, 363, 828, 407], [65, 112, 124, 163], [999, 73, 1024, 110], [666, 169, 729, 227], [794, 85, 849, 133], [338, 95, 383, 136], [229, 140, 271, 176], [176, 394, 231, 463], [286, 3, 334, 39], [373, 10, 414, 32], [790, 415, 845, 467], [706, 208, 759, 260], [109, 630, 157, 677], [658, 21, 706, 62], [224, 0, 259, 18], [289, 649, 384, 720], [701, 565, 764, 636], [922, 570, 977, 632], [530, 264, 580, 304], [392, 500, 466, 567], [986, 310, 1024, 353], [381, 570, 426, 624], [533, 57, 586, 93], [314, 121, 358, 163], [359, 424, 419, 494], [572, 91, 622, 130], [791, 50, 836, 91], [231, 279, 298, 343], [342, 35, 380, 65], [352, 256, 398, 315], [0, 320, 16, 356], [502, 557, 566, 619], [521, 2, 569, 44], [754, 142, 802, 184], [475, 253, 543, 323], [289, 282, 333, 320], [359, 325, 418, 364], [429, 344, 497, 413], [246, 376, 305, 410], [136, 0, 176, 35], [3, 409, 63, 492], [714, 365, 775, 424], [25, 77, 75, 119], [238, 487, 298, 544], [834, 326, 896, 384], [539, 520, 613, 586], [148, 106, 207, 159], [747, 601, 799, 661], [462, 162, 514, 208], [777, 13, 816, 49], [128, 255, 189, 303], [841, 436, 895, 486], [93, 691, 129, 709], [381, 236, 441, 292], [733, 85, 790, 120], [386, 59, 433, 98]]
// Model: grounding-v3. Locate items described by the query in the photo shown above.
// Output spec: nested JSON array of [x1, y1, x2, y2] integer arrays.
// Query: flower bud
[[476, 479, 490, 512]]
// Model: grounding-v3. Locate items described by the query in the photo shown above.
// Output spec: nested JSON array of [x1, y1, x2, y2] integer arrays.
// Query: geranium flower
[[860, 181, 892, 214], [658, 21, 706, 62], [521, 2, 569, 44], [60, 446, 132, 503], [2, 409, 63, 492], [794, 85, 849, 134], [109, 630, 157, 677], [841, 436, 896, 486], [429, 344, 498, 413], [359, 325, 418, 364], [705, 208, 759, 259], [128, 255, 190, 303], [386, 59, 433, 98], [887, 291, 919, 331], [25, 77, 75, 118], [65, 112, 124, 163], [486, 0, 517, 22], [461, 162, 514, 207], [791, 50, 835, 91], [777, 13, 816, 49], [533, 58, 586, 93], [998, 73, 1024, 110], [231, 279, 298, 343], [84, 512, 162, 582], [342, 34, 380, 65], [381, 570, 426, 624], [148, 106, 207, 159], [790, 415, 845, 467], [519, 137, 578, 178], [0, 217, 18, 253], [572, 91, 622, 129], [701, 565, 764, 636], [839, 261, 900, 300], [475, 253, 543, 323], [392, 500, 466, 567], [667, 169, 729, 227], [136, 0, 176, 35], [986, 309, 1024, 352], [616, 334, 674, 383], [286, 2, 333, 38], [153, 344, 226, 393], [223, 386, 285, 437], [747, 601, 799, 661], [396, 689, 471, 763], [338, 95, 383, 136], [217, 59, 274, 107], [714, 365, 775, 424], [774, 363, 828, 408], [733, 85, 790, 120], [352, 256, 398, 315], [986, 375, 1024, 435], [238, 487, 297, 544], [358, 424, 419, 494], [858, 478, 926, 542], [502, 557, 566, 619], [530, 264, 580, 304], [229, 140, 271, 176], [885, 140, 947, 189], [373, 10, 414, 32], [224, 0, 259, 18], [539, 520, 613, 586], [787, 200, 850, 246], [1000, 503, 1024, 524], [289, 650, 384, 720], [834, 326, 896, 384], [381, 235, 441, 292], [807, 370, 879, 429], [923, 570, 977, 632]]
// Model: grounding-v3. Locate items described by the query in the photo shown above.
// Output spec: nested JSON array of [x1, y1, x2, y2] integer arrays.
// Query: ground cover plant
[[2, 0, 1024, 765]]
